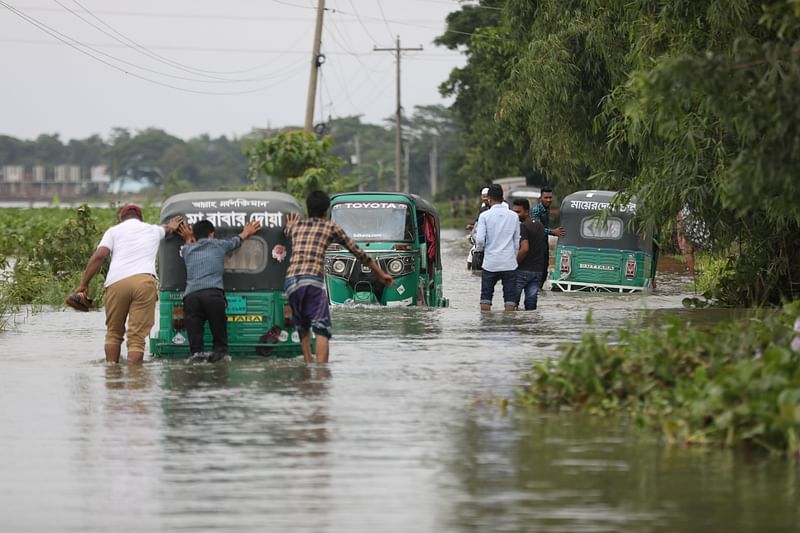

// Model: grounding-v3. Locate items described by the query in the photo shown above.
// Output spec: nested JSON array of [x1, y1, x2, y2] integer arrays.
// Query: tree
[[107, 128, 183, 187], [435, 1, 536, 195], [437, 0, 800, 304], [245, 130, 352, 199]]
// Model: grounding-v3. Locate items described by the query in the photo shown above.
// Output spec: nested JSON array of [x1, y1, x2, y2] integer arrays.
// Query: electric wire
[[0, 37, 437, 56], [59, 0, 307, 78], [7, 1, 294, 84], [54, 0, 262, 82], [17, 5, 315, 21], [374, 0, 395, 40], [412, 0, 502, 11], [0, 0, 309, 95], [347, 0, 379, 45]]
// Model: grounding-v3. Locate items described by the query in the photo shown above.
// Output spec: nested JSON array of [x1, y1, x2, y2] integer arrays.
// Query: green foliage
[[436, 0, 800, 305], [517, 301, 800, 456], [1, 205, 109, 306], [0, 128, 251, 194], [0, 205, 158, 308], [437, 3, 535, 194], [245, 130, 352, 199]]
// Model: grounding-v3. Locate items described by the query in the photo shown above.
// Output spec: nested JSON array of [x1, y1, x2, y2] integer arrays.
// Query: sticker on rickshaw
[[227, 315, 264, 322], [578, 263, 618, 271], [226, 295, 247, 314]]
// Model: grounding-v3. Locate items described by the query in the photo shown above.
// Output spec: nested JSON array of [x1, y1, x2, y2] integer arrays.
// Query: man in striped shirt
[[178, 218, 262, 362], [284, 190, 393, 364]]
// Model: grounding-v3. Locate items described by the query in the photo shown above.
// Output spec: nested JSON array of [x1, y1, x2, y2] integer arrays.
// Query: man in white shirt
[[75, 204, 182, 364], [474, 184, 520, 311]]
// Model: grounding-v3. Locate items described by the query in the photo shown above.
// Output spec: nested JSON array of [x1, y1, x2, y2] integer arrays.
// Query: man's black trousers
[[183, 288, 228, 355]]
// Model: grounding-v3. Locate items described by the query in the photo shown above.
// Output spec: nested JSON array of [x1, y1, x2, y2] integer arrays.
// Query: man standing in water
[[511, 198, 547, 310], [474, 184, 519, 311], [75, 205, 182, 364], [177, 218, 262, 362], [283, 190, 393, 364], [531, 187, 566, 284]]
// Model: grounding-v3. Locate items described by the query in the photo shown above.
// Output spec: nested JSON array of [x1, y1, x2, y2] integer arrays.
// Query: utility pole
[[304, 0, 326, 132], [374, 36, 422, 191], [403, 137, 411, 193], [429, 135, 438, 197], [354, 135, 364, 191]]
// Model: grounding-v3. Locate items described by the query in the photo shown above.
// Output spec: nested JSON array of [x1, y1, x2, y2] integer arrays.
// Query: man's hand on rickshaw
[[553, 227, 566, 238], [165, 215, 183, 234], [378, 271, 394, 287], [240, 220, 262, 240], [176, 221, 195, 243], [285, 212, 300, 229]]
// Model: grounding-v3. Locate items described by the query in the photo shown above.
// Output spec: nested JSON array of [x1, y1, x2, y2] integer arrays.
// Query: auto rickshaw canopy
[[557, 190, 653, 252], [157, 191, 303, 291]]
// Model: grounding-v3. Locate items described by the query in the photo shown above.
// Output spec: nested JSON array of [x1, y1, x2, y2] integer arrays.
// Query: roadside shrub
[[517, 302, 800, 457]]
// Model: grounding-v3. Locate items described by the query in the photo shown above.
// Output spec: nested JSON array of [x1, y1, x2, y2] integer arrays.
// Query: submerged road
[[0, 230, 796, 532]]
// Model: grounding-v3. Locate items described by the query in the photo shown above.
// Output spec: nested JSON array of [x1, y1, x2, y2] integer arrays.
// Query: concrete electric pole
[[429, 135, 438, 197], [304, 0, 326, 132], [374, 36, 423, 192]]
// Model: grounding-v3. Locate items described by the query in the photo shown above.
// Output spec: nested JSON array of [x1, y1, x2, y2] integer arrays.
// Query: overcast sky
[[0, 0, 468, 141]]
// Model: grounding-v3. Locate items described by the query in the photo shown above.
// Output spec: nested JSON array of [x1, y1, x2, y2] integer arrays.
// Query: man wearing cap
[[75, 205, 182, 364], [465, 186, 491, 231], [474, 184, 520, 311]]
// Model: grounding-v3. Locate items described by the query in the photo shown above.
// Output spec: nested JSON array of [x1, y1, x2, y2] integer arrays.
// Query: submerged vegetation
[[516, 303, 800, 457], [0, 205, 159, 328]]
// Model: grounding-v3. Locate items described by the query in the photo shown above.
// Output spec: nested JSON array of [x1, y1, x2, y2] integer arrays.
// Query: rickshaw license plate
[[226, 295, 247, 314]]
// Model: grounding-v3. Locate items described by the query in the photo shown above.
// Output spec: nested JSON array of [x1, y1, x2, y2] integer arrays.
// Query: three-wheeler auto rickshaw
[[149, 191, 305, 357], [324, 192, 448, 307], [549, 190, 658, 293]]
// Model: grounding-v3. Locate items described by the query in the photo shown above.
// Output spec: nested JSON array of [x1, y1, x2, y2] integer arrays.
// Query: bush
[[517, 302, 800, 457]]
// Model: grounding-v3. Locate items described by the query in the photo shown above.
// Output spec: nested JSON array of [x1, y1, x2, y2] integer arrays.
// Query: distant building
[[0, 164, 110, 200]]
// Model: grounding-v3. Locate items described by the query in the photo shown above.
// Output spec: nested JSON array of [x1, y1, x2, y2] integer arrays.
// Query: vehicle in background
[[506, 185, 541, 207], [492, 176, 527, 199], [325, 192, 448, 307], [150, 191, 305, 357], [550, 190, 658, 293]]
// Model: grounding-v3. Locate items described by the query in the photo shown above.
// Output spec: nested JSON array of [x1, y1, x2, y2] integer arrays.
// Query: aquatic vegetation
[[0, 205, 158, 307], [517, 302, 800, 457]]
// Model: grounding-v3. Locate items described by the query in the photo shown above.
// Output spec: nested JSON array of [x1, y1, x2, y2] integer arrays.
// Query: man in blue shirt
[[177, 218, 261, 362], [474, 184, 519, 311]]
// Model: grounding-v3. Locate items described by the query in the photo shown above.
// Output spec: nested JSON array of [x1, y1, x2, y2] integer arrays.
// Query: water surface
[[0, 229, 796, 532]]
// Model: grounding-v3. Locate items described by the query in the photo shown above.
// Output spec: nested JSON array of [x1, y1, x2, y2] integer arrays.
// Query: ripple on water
[[0, 232, 794, 532]]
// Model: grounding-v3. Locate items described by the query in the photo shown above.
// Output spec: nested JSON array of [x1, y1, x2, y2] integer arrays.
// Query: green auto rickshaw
[[550, 190, 658, 293], [324, 192, 448, 307], [149, 191, 305, 357]]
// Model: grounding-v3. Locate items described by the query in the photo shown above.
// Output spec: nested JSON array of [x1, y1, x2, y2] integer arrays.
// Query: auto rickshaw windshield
[[331, 202, 413, 242]]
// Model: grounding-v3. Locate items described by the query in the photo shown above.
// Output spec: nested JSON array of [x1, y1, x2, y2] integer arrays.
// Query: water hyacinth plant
[[516, 302, 800, 457]]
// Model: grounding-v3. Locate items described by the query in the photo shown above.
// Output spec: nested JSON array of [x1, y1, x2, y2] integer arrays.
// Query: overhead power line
[[374, 36, 423, 193], [0, 0, 308, 94]]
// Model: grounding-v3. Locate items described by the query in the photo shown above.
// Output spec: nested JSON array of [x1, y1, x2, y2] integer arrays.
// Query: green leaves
[[244, 130, 347, 200], [517, 301, 800, 457], [436, 0, 800, 304]]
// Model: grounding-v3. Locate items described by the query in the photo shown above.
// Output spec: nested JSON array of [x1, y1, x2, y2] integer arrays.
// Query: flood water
[[0, 229, 797, 532]]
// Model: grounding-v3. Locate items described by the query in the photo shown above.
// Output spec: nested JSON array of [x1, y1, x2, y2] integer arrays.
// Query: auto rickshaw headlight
[[332, 259, 347, 275], [387, 258, 404, 275]]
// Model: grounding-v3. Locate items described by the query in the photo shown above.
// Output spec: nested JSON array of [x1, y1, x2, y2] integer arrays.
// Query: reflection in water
[[444, 409, 800, 532], [154, 359, 334, 531], [0, 231, 797, 532]]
